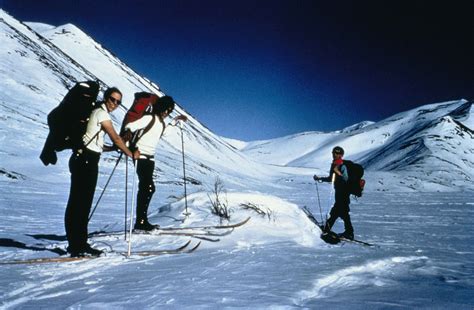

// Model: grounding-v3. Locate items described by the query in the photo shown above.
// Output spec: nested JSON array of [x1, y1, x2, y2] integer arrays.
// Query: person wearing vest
[[65, 87, 137, 257], [313, 146, 354, 240], [124, 95, 187, 231]]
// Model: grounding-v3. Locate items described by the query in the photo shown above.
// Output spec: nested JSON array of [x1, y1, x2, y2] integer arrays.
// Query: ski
[[191, 236, 219, 242], [136, 229, 228, 242], [339, 237, 374, 247], [302, 206, 375, 247], [129, 230, 221, 242], [0, 241, 197, 265], [302, 206, 325, 230], [159, 216, 251, 231], [0, 254, 98, 265], [124, 240, 201, 256], [157, 232, 221, 242], [158, 228, 234, 237]]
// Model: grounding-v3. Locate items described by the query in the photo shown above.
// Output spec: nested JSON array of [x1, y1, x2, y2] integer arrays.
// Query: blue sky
[[2, 0, 472, 141]]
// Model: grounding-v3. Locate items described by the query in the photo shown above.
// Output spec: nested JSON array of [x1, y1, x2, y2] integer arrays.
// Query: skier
[[123, 95, 187, 231], [65, 87, 137, 257], [313, 146, 354, 240]]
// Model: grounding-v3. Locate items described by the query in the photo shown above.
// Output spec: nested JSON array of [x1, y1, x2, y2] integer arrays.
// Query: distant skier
[[65, 87, 136, 257], [123, 96, 187, 231], [313, 146, 354, 240]]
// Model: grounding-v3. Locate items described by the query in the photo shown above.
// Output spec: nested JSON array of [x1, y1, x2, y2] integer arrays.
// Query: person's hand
[[133, 149, 141, 160], [122, 130, 133, 142], [174, 115, 188, 122], [313, 175, 319, 181]]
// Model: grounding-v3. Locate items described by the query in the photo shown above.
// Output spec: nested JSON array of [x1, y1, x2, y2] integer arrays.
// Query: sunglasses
[[108, 96, 122, 105]]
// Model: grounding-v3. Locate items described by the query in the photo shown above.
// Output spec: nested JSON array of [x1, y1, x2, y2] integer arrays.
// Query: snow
[[1, 9, 473, 309], [221, 137, 249, 150]]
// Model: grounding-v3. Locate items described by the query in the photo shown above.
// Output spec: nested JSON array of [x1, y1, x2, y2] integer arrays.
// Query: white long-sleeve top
[[125, 115, 164, 157]]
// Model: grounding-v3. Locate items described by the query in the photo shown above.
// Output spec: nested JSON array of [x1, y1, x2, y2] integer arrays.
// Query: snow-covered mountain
[[242, 100, 473, 191], [2, 9, 472, 192], [0, 10, 279, 193]]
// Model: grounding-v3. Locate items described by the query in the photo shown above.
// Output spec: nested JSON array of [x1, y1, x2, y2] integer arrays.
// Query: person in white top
[[65, 87, 137, 257], [124, 95, 186, 231]]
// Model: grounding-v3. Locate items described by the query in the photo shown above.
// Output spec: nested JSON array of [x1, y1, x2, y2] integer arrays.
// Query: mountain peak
[[341, 121, 374, 133]]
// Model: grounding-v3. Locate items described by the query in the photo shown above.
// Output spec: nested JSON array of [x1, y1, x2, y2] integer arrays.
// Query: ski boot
[[134, 219, 160, 231]]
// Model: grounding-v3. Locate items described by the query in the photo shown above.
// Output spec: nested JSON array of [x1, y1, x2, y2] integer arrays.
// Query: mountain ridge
[[1, 9, 472, 191]]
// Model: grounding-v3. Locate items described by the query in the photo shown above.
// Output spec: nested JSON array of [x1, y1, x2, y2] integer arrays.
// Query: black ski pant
[[325, 189, 353, 234], [65, 149, 99, 252], [135, 158, 156, 224]]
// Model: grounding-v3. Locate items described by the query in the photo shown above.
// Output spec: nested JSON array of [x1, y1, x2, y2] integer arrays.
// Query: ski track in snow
[[3, 258, 122, 308], [294, 255, 429, 303]]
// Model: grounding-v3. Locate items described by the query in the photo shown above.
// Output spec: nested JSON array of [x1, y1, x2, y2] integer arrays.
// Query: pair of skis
[[1, 217, 251, 265], [302, 206, 374, 247], [144, 216, 250, 242], [1, 240, 200, 265], [91, 216, 251, 242]]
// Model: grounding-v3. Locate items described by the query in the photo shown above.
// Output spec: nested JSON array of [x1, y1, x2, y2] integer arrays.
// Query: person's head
[[332, 146, 344, 160], [154, 95, 175, 118], [104, 87, 122, 112]]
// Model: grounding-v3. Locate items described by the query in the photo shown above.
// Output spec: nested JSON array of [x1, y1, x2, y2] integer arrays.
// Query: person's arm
[[316, 175, 332, 182], [125, 115, 151, 132], [314, 164, 334, 182], [313, 173, 332, 182], [339, 164, 349, 182], [101, 119, 137, 159], [333, 164, 348, 182]]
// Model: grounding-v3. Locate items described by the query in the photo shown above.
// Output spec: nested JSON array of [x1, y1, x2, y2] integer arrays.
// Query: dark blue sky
[[2, 0, 472, 141]]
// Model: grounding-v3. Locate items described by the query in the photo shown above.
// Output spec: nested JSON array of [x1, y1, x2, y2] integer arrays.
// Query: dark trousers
[[325, 189, 354, 234], [65, 150, 99, 251], [136, 158, 156, 224]]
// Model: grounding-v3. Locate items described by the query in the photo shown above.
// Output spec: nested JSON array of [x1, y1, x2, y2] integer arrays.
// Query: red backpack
[[120, 92, 159, 135]]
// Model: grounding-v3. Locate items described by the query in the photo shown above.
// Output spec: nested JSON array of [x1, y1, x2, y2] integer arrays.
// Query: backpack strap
[[83, 129, 102, 149], [158, 116, 165, 138], [142, 114, 156, 137], [130, 115, 156, 148]]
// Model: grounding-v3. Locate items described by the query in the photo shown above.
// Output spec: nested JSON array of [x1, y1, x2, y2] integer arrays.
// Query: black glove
[[313, 175, 319, 181]]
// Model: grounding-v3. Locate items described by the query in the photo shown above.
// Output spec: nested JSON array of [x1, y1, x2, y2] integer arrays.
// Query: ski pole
[[124, 156, 128, 241], [179, 121, 190, 217], [88, 152, 123, 222], [127, 159, 139, 257], [327, 173, 336, 222], [125, 131, 139, 241], [314, 180, 324, 224]]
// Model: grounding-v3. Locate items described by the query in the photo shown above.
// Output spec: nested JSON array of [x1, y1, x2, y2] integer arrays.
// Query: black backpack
[[343, 160, 365, 197], [40, 81, 100, 166]]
